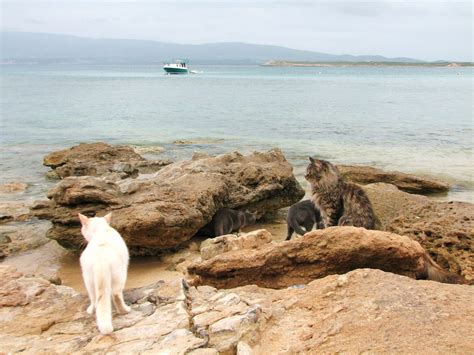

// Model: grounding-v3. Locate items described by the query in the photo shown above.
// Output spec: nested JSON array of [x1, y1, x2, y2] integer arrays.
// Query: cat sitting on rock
[[305, 157, 376, 229]]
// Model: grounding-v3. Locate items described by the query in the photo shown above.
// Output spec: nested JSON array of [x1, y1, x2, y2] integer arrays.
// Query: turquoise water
[[0, 64, 473, 201]]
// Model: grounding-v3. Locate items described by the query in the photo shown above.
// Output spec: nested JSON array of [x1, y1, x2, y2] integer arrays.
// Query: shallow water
[[1, 64, 473, 202], [58, 254, 184, 294], [56, 223, 288, 293]]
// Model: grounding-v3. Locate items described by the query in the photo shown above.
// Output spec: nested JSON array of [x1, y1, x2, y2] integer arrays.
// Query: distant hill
[[1, 31, 425, 64]]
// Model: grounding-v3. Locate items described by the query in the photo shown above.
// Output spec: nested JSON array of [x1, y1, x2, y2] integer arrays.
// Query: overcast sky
[[1, 0, 472, 61]]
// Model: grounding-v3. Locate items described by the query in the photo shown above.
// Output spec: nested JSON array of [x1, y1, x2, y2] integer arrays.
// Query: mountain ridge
[[1, 31, 426, 64]]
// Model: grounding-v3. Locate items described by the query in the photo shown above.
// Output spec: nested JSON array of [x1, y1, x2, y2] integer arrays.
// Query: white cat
[[78, 212, 131, 334]]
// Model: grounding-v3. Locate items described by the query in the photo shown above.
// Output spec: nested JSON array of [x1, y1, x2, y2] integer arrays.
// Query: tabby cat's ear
[[309, 157, 315, 163], [104, 212, 113, 225], [78, 213, 89, 226]]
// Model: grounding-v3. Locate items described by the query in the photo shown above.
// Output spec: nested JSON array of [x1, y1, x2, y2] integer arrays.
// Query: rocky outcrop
[[43, 142, 172, 179], [32, 149, 304, 255], [364, 183, 474, 281], [0, 265, 260, 354], [200, 229, 273, 260], [337, 164, 450, 194], [246, 269, 474, 354], [1, 265, 473, 354], [188, 227, 466, 289]]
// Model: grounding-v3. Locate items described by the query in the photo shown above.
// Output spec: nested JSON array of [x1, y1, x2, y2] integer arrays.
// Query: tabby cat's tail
[[95, 267, 113, 334], [417, 253, 468, 285]]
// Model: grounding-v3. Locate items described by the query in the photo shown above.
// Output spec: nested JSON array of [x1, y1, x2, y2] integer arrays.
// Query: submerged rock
[[32, 149, 304, 255], [337, 164, 450, 194], [0, 182, 28, 195], [43, 142, 172, 179], [188, 227, 466, 289], [1, 265, 472, 354]]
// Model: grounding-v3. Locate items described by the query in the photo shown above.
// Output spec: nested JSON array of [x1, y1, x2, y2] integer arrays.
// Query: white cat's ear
[[78, 213, 89, 226], [104, 212, 112, 224]]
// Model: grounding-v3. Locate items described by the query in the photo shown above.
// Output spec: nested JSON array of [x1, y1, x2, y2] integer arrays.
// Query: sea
[[0, 64, 473, 202]]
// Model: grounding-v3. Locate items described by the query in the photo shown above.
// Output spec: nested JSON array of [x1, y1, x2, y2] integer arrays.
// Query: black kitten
[[207, 208, 258, 237], [286, 199, 323, 240]]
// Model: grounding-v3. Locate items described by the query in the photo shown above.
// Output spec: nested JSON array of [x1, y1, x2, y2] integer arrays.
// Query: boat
[[163, 59, 189, 74]]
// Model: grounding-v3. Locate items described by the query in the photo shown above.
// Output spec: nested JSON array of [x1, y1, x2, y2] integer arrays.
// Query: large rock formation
[[32, 149, 304, 255], [1, 265, 472, 354], [188, 227, 466, 289], [338, 164, 450, 194], [43, 142, 172, 179], [364, 183, 474, 281]]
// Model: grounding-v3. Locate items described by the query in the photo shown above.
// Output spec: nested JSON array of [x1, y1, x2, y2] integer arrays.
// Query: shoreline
[[261, 60, 474, 67], [0, 144, 472, 287]]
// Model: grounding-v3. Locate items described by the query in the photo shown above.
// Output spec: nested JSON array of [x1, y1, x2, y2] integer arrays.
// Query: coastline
[[261, 60, 474, 67], [1, 143, 472, 353]]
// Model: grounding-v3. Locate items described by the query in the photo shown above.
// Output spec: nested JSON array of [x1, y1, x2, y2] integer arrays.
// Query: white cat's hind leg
[[113, 293, 131, 314], [82, 270, 96, 315], [112, 269, 130, 314]]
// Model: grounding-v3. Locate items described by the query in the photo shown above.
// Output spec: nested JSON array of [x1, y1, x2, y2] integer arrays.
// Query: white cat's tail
[[95, 267, 113, 334]]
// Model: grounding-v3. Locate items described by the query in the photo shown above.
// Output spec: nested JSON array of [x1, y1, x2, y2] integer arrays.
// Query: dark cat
[[286, 199, 323, 240], [207, 208, 258, 237], [305, 157, 375, 229]]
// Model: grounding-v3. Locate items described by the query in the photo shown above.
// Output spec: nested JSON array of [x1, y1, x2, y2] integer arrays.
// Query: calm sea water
[[0, 64, 473, 201]]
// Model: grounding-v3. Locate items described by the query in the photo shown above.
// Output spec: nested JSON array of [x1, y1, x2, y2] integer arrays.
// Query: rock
[[0, 182, 28, 195], [188, 227, 466, 289], [245, 269, 474, 354], [1, 266, 472, 354], [387, 200, 474, 282], [1, 239, 70, 282], [363, 183, 429, 228], [237, 341, 254, 355], [0, 265, 258, 354], [337, 164, 450, 194], [173, 139, 225, 145], [43, 142, 172, 179], [0, 220, 51, 259], [32, 149, 304, 255], [131, 145, 166, 155], [200, 229, 273, 261], [364, 183, 474, 281], [0, 201, 31, 224]]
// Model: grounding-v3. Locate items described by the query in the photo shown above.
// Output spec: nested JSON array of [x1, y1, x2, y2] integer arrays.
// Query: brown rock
[[0, 219, 51, 259], [200, 229, 273, 261], [337, 164, 450, 194], [364, 183, 474, 281], [43, 142, 171, 179], [32, 149, 304, 255], [243, 269, 474, 354], [0, 201, 31, 224], [1, 265, 473, 354], [188, 227, 465, 289]]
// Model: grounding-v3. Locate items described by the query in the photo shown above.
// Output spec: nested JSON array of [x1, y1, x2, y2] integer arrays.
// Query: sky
[[1, 0, 472, 61]]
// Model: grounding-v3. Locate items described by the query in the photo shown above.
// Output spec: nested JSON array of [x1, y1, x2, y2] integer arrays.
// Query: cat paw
[[87, 304, 94, 314], [122, 305, 131, 313]]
